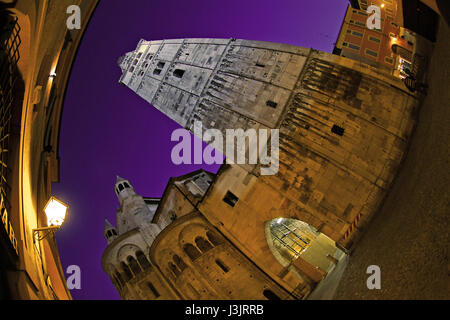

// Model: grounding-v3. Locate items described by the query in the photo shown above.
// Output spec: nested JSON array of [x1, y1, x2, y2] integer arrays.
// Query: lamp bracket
[[33, 226, 60, 243]]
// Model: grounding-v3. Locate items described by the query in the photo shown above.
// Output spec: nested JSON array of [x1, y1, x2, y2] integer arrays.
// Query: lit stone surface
[[106, 38, 420, 299]]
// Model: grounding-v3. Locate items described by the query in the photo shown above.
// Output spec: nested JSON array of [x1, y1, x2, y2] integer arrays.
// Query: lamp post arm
[[33, 226, 61, 243]]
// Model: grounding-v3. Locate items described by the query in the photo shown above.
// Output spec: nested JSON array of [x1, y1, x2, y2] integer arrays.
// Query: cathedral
[[102, 38, 420, 299]]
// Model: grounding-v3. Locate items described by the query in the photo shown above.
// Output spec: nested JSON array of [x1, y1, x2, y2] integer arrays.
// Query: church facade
[[102, 38, 420, 299]]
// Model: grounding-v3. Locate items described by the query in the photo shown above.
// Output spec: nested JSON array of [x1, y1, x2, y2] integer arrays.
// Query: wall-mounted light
[[33, 196, 68, 243], [381, 4, 385, 8], [49, 71, 57, 78]]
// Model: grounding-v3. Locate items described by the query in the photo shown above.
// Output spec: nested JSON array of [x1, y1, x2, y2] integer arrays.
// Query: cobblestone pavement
[[333, 20, 449, 300]]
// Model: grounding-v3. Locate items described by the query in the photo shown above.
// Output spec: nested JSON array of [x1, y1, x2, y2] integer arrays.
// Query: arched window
[[173, 254, 187, 271], [147, 282, 160, 298], [169, 262, 181, 277], [118, 184, 124, 191], [136, 251, 151, 270], [121, 261, 133, 281], [111, 275, 120, 289], [215, 259, 229, 273], [265, 218, 344, 285], [206, 231, 222, 246], [183, 243, 201, 260], [123, 182, 130, 188], [263, 289, 281, 300], [195, 236, 213, 253], [127, 256, 141, 275], [115, 271, 124, 287]]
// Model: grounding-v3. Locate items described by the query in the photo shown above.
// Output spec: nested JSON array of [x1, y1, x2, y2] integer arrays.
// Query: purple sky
[[53, 0, 349, 300]]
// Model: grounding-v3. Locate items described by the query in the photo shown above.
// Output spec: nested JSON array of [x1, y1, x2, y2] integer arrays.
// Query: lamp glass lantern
[[44, 196, 68, 227]]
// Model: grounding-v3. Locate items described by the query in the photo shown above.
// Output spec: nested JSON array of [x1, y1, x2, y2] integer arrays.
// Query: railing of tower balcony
[[0, 14, 21, 257]]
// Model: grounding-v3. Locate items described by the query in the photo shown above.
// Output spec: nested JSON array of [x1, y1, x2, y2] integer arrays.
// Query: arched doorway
[[265, 218, 345, 285]]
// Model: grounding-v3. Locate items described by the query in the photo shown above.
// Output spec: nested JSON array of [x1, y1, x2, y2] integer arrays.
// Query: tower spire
[[104, 218, 118, 244], [114, 175, 136, 204]]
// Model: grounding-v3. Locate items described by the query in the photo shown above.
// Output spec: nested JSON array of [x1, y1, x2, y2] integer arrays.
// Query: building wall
[[356, 0, 401, 24], [0, 0, 99, 300], [335, 5, 402, 71], [150, 212, 294, 300], [103, 173, 297, 300], [102, 229, 177, 300], [116, 37, 420, 299]]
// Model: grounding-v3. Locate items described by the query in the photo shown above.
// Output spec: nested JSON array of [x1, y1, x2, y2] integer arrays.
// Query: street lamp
[[33, 196, 68, 243]]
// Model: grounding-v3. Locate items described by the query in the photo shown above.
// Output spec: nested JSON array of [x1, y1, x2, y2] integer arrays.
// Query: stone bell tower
[[104, 219, 118, 245], [102, 176, 170, 299], [114, 176, 156, 234]]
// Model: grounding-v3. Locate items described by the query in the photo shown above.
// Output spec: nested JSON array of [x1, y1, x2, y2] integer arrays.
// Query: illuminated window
[[270, 219, 313, 259]]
